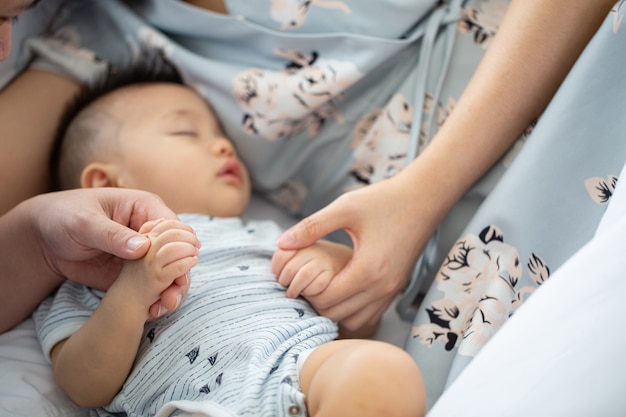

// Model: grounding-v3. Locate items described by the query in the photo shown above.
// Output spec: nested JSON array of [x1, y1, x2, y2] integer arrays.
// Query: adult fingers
[[305, 251, 402, 319], [83, 216, 153, 260], [99, 189, 179, 259], [277, 194, 355, 250], [338, 296, 393, 332], [312, 284, 393, 331]]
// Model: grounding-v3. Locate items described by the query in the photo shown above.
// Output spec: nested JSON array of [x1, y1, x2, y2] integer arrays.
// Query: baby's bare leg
[[299, 339, 425, 417]]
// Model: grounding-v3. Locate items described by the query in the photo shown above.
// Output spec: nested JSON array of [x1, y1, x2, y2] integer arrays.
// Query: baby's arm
[[49, 219, 199, 407]]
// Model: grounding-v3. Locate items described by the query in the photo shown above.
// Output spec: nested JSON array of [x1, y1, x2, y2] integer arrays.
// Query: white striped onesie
[[33, 214, 339, 417]]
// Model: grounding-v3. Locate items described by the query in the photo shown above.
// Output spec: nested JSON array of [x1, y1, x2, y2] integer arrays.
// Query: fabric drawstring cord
[[396, 0, 463, 322]]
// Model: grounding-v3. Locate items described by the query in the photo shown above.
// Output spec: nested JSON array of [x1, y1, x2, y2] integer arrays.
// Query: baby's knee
[[355, 341, 423, 385], [300, 339, 425, 416]]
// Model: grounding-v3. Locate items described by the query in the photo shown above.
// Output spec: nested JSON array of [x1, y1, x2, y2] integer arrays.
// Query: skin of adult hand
[[34, 188, 196, 318], [276, 172, 434, 331]]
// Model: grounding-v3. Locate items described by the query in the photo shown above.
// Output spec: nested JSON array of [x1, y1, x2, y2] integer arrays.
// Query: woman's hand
[[277, 173, 436, 331], [34, 189, 173, 278], [36, 189, 198, 317], [0, 188, 195, 332]]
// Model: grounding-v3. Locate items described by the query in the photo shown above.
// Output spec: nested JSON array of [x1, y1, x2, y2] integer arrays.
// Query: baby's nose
[[212, 138, 236, 156]]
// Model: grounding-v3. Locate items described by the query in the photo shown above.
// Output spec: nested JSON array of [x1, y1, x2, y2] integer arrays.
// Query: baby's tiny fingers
[[300, 270, 332, 297], [285, 262, 318, 298], [150, 220, 198, 241], [271, 249, 297, 276], [138, 218, 166, 234]]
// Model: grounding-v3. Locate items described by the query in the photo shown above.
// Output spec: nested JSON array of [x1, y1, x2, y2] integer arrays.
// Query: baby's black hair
[[49, 61, 183, 191]]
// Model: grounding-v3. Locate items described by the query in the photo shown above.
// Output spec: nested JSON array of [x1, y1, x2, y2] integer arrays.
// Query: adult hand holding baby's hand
[[0, 188, 198, 333], [272, 239, 352, 299], [31, 188, 198, 320], [141, 219, 199, 320], [277, 174, 433, 332], [118, 218, 200, 320]]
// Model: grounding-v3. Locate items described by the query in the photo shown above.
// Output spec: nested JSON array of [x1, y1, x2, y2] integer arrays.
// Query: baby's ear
[[80, 162, 120, 188]]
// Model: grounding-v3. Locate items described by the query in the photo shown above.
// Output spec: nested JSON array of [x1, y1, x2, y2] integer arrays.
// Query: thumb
[[277, 199, 350, 250], [95, 219, 151, 260]]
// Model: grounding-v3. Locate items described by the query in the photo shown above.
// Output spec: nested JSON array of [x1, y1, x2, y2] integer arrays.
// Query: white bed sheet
[[0, 319, 88, 417]]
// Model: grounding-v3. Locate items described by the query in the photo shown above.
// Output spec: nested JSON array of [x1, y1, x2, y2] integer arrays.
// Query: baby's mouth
[[218, 159, 242, 184]]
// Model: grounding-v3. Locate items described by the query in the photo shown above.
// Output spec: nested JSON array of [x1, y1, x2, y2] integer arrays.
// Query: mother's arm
[[0, 188, 196, 334], [277, 0, 617, 331], [0, 68, 81, 215]]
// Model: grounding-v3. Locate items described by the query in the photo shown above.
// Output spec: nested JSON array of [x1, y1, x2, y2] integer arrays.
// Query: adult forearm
[[0, 199, 64, 333], [0, 69, 81, 215], [402, 0, 615, 218]]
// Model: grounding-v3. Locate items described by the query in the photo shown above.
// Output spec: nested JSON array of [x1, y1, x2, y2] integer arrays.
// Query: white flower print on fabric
[[348, 93, 413, 188], [233, 49, 362, 141], [412, 225, 550, 357], [585, 175, 618, 205], [612, 0, 626, 33], [458, 0, 507, 47], [270, 0, 351, 29], [511, 253, 549, 312]]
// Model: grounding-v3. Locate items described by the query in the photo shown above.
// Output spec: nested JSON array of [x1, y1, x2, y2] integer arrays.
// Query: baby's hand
[[271, 240, 352, 299], [118, 219, 199, 318]]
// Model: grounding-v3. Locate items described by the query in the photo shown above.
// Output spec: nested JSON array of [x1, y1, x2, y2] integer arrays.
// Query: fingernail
[[145, 218, 166, 227], [175, 294, 182, 309], [277, 230, 295, 246], [127, 235, 148, 251], [157, 304, 169, 318]]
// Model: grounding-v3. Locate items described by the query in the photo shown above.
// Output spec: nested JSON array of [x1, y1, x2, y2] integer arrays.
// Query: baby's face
[[104, 82, 251, 217]]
